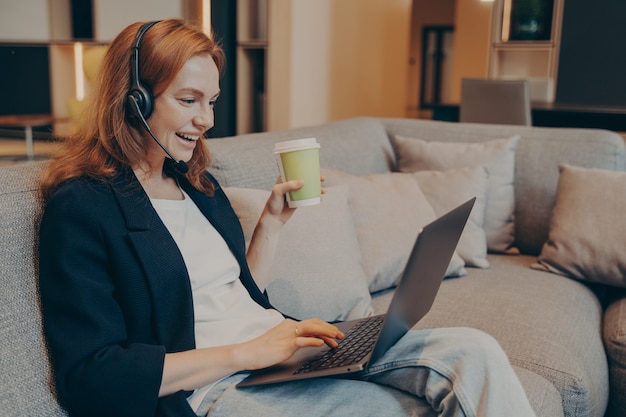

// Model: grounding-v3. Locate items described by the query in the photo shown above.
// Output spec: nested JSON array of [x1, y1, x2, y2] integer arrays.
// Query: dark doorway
[[420, 26, 454, 109]]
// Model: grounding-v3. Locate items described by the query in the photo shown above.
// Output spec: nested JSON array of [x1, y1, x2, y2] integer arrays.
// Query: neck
[[134, 162, 183, 200]]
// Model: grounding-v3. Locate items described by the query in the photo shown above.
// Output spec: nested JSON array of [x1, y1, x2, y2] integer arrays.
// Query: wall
[[267, 0, 412, 131], [327, 0, 412, 122], [0, 0, 50, 41], [0, 0, 186, 42], [267, 1, 292, 132], [92, 0, 184, 41], [448, 0, 493, 102], [290, 0, 332, 128]]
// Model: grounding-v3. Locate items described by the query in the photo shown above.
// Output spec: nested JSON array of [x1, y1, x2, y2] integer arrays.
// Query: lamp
[[67, 44, 108, 120]]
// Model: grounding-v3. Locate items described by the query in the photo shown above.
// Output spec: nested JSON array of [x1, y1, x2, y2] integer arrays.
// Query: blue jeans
[[196, 327, 537, 417]]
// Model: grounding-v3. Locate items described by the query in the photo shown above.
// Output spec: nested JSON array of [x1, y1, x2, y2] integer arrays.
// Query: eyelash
[[180, 98, 217, 106]]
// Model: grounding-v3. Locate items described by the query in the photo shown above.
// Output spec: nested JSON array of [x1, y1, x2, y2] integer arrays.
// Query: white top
[[151, 189, 283, 410]]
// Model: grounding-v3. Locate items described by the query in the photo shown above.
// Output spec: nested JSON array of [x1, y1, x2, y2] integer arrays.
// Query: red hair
[[41, 19, 225, 200]]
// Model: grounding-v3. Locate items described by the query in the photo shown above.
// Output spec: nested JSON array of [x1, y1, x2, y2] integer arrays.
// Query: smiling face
[[144, 54, 220, 170]]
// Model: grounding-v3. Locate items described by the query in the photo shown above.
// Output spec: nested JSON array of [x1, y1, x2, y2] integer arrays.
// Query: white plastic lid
[[273, 137, 320, 153]]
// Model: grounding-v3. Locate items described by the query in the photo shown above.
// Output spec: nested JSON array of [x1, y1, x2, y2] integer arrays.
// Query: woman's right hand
[[234, 318, 345, 371], [160, 318, 344, 396]]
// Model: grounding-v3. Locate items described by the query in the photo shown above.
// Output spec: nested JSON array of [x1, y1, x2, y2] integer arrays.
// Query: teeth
[[178, 133, 199, 141]]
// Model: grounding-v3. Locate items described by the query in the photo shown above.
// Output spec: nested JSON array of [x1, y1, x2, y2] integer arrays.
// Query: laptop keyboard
[[293, 314, 386, 375]]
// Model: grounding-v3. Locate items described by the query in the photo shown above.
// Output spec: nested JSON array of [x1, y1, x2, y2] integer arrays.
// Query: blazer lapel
[[110, 170, 195, 351]]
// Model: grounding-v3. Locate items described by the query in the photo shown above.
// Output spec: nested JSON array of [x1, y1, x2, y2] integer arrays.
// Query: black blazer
[[39, 166, 277, 417]]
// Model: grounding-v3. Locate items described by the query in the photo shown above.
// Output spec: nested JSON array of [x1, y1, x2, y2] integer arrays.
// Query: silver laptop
[[237, 197, 475, 388]]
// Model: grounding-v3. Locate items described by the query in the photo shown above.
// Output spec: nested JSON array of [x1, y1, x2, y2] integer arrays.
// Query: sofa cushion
[[533, 164, 626, 288], [392, 135, 520, 254], [411, 165, 490, 268], [603, 293, 626, 417], [0, 162, 68, 416], [222, 187, 267, 244], [513, 366, 564, 417], [372, 254, 608, 417], [321, 169, 466, 293], [223, 185, 373, 321]]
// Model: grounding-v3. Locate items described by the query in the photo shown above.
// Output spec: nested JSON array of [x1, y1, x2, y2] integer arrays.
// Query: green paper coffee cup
[[273, 138, 321, 208]]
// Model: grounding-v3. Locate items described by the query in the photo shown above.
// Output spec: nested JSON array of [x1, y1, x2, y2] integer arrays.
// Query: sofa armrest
[[603, 290, 626, 417]]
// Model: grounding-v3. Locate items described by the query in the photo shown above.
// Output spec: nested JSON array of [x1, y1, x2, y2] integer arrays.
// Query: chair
[[460, 78, 532, 126]]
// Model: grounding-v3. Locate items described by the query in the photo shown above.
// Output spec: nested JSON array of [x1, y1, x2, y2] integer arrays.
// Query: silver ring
[[295, 327, 299, 337]]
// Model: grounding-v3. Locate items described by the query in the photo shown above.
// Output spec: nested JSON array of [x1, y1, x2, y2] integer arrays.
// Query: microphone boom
[[128, 96, 189, 174]]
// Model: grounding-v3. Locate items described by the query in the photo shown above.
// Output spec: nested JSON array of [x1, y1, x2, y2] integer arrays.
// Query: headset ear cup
[[127, 84, 154, 120]]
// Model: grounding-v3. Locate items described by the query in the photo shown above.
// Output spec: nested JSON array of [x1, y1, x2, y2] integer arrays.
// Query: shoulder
[[45, 176, 115, 213], [42, 176, 132, 235]]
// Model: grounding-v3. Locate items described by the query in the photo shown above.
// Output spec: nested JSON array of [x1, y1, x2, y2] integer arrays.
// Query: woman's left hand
[[264, 176, 325, 225]]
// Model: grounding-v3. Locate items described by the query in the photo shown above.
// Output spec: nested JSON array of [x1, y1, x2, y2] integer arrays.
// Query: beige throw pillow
[[411, 165, 490, 268], [393, 135, 520, 254], [223, 185, 374, 321], [322, 169, 466, 293], [532, 164, 626, 288]]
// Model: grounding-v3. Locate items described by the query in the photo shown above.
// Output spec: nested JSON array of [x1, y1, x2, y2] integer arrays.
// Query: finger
[[268, 181, 299, 205], [307, 317, 344, 336], [297, 319, 345, 341], [271, 180, 303, 197], [295, 336, 326, 348], [283, 179, 304, 192], [295, 332, 342, 349], [320, 335, 340, 348]]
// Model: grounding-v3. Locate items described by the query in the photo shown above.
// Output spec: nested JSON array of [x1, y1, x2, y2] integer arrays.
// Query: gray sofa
[[1, 117, 625, 417]]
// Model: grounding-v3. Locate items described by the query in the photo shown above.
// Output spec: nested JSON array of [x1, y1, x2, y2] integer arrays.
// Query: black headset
[[125, 20, 190, 174], [127, 20, 161, 120]]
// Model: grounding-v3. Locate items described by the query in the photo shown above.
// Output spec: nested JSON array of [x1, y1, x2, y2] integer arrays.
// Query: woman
[[39, 19, 536, 417]]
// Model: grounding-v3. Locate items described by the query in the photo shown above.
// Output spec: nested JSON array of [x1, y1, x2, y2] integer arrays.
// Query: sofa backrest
[[380, 117, 626, 255], [0, 161, 67, 416], [207, 117, 396, 190], [208, 116, 626, 255]]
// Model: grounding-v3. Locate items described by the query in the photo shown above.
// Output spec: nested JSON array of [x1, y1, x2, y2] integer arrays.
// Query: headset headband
[[127, 20, 161, 120]]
